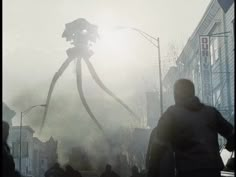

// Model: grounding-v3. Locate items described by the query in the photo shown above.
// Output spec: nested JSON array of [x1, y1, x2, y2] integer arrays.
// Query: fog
[[3, 0, 211, 165]]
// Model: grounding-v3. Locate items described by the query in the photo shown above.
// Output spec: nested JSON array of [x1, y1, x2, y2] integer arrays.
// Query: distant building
[[128, 128, 151, 170], [32, 136, 58, 177], [8, 126, 58, 177], [162, 66, 178, 111], [2, 102, 16, 127], [68, 146, 92, 171], [8, 126, 35, 176], [44, 137, 58, 168], [146, 92, 160, 129]]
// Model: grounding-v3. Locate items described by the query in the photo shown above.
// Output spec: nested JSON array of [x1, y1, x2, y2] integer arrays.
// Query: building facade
[[9, 126, 35, 176], [3, 102, 16, 127], [163, 0, 234, 146], [128, 128, 151, 170], [146, 91, 160, 129], [8, 126, 58, 177], [162, 66, 178, 111]]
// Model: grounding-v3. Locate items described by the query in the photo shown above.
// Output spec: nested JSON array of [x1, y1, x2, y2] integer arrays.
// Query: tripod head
[[62, 18, 99, 59]]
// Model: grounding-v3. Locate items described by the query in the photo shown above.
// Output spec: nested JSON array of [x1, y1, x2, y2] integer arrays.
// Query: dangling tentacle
[[40, 57, 74, 133], [83, 57, 141, 121], [75, 58, 107, 137]]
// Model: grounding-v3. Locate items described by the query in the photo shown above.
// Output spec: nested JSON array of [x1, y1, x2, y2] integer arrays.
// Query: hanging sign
[[200, 36, 212, 105]]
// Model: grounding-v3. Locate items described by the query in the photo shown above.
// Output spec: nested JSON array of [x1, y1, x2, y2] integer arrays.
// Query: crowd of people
[[2, 120, 145, 177], [44, 163, 82, 177], [44, 163, 143, 177], [2, 79, 235, 177]]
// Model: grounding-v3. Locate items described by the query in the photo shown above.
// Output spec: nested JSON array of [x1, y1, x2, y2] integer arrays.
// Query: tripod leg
[[40, 57, 74, 133], [83, 57, 140, 121], [75, 58, 107, 137]]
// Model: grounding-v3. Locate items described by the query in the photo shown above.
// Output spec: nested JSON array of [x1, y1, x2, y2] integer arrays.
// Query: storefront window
[[213, 87, 221, 108], [210, 37, 219, 65]]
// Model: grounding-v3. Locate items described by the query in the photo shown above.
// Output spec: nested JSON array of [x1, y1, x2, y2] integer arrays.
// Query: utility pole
[[117, 26, 164, 116], [19, 104, 46, 175], [157, 37, 163, 115], [19, 112, 22, 174]]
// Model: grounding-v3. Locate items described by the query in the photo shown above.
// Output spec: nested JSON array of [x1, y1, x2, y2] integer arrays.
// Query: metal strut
[[84, 57, 141, 122], [76, 58, 110, 144], [40, 57, 74, 133]]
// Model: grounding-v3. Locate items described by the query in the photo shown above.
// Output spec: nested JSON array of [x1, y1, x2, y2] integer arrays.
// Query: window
[[210, 37, 219, 65], [192, 69, 195, 82], [213, 88, 221, 108], [193, 65, 201, 95], [209, 22, 220, 65]]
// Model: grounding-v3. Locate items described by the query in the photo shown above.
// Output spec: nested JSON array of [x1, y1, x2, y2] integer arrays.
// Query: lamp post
[[19, 104, 46, 174], [115, 26, 164, 115]]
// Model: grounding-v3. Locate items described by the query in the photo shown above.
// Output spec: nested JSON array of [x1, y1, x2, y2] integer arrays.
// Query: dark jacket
[[147, 127, 175, 177], [152, 96, 234, 172], [65, 168, 82, 177], [100, 171, 120, 177], [45, 165, 65, 177]]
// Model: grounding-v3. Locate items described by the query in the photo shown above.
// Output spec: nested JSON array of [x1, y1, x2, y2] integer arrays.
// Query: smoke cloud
[[6, 68, 150, 168]]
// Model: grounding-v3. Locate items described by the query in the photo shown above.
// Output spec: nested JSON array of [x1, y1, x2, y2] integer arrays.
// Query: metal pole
[[19, 112, 22, 174], [115, 26, 164, 115], [17, 104, 46, 175], [157, 37, 163, 115]]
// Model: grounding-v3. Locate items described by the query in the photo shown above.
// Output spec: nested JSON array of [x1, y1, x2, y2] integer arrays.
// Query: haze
[[3, 0, 211, 163]]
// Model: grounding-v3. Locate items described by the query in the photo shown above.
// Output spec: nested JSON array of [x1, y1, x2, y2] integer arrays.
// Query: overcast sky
[[3, 0, 211, 163]]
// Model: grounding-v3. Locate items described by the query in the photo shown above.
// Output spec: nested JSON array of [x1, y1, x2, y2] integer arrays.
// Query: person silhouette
[[64, 164, 82, 177], [44, 162, 65, 177], [147, 79, 234, 177], [130, 165, 142, 177], [100, 164, 120, 177]]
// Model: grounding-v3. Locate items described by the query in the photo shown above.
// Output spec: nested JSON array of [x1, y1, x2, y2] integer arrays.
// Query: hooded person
[[147, 79, 234, 177], [44, 162, 65, 177], [100, 164, 120, 177], [64, 164, 82, 177]]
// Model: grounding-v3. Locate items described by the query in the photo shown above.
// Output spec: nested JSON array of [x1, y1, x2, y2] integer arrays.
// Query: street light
[[19, 104, 46, 174], [114, 26, 163, 116]]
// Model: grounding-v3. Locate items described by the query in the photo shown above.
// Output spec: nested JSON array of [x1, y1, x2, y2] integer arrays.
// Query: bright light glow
[[89, 25, 139, 73], [89, 11, 138, 70], [93, 26, 130, 54], [82, 29, 87, 34]]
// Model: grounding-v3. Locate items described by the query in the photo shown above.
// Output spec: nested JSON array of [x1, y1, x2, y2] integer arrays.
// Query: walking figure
[[147, 79, 234, 177]]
